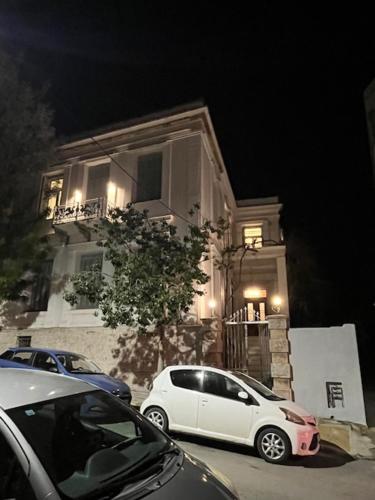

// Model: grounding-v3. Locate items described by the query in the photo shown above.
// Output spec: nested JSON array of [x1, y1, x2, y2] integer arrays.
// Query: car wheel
[[256, 427, 291, 464], [144, 407, 168, 432]]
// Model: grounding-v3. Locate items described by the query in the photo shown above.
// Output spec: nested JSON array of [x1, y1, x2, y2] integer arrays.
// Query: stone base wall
[[0, 318, 223, 405]]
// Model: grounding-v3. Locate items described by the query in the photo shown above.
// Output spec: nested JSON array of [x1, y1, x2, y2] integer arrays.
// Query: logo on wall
[[326, 381, 344, 408]]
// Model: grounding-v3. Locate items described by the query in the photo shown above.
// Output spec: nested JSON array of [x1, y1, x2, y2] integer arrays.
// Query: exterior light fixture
[[208, 299, 216, 317], [271, 295, 282, 313], [74, 189, 82, 204], [243, 287, 267, 299]]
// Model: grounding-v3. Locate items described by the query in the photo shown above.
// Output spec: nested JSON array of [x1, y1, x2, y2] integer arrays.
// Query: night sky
[[0, 2, 374, 375]]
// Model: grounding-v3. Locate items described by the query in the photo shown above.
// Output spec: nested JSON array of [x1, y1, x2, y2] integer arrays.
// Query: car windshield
[[7, 390, 175, 499], [231, 371, 285, 401], [57, 353, 103, 374]]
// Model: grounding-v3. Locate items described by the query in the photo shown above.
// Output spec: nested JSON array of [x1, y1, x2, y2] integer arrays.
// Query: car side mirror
[[238, 391, 249, 401]]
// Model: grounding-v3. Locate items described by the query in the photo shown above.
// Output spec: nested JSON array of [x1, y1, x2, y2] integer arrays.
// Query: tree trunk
[[157, 325, 166, 373]]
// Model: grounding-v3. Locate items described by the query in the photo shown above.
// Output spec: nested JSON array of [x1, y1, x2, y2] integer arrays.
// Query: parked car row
[[0, 346, 320, 498], [0, 369, 239, 499]]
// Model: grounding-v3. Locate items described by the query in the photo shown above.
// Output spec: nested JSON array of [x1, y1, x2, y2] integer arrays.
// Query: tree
[[0, 50, 55, 301], [64, 204, 219, 369]]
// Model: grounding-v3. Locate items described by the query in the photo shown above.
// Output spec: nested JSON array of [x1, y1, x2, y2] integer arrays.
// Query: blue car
[[0, 347, 132, 404]]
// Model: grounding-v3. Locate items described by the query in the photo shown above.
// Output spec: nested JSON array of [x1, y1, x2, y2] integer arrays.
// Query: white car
[[141, 365, 320, 464], [0, 369, 240, 499]]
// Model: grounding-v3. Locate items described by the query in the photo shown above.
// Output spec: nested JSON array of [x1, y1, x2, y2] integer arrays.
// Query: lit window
[[243, 226, 263, 248], [43, 177, 64, 219]]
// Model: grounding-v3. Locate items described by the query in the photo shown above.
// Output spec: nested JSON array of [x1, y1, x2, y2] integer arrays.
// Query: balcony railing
[[53, 197, 110, 225]]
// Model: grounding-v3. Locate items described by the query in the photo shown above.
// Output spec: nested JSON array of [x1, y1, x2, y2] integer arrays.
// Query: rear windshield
[[231, 372, 285, 401]]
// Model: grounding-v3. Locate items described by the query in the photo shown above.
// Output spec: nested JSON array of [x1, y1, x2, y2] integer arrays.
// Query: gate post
[[266, 314, 294, 401]]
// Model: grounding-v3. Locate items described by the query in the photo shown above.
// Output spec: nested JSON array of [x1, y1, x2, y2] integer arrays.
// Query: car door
[[167, 369, 203, 432], [0, 427, 37, 499], [10, 350, 35, 366], [198, 370, 254, 443], [33, 352, 59, 373]]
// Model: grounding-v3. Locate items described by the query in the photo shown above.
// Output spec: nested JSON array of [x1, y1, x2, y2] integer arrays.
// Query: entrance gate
[[225, 307, 271, 384]]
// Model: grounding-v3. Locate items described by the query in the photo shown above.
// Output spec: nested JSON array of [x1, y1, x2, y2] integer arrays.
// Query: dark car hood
[[70, 373, 130, 394], [142, 452, 237, 499]]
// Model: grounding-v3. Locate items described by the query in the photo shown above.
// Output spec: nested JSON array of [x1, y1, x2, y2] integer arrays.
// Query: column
[[267, 314, 294, 400]]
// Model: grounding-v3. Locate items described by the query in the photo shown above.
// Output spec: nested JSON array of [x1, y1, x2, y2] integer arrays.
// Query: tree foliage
[[0, 50, 55, 300], [64, 204, 220, 332]]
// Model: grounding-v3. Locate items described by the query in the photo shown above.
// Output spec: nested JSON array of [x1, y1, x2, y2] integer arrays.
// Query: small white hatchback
[[141, 365, 320, 464]]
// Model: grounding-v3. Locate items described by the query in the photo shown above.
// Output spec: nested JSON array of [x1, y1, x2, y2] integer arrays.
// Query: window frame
[[202, 370, 247, 402], [76, 252, 103, 310], [242, 224, 263, 248], [41, 173, 64, 220], [169, 369, 203, 392], [134, 152, 163, 203]]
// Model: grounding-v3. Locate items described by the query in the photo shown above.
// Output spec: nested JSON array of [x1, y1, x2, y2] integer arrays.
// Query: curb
[[317, 418, 375, 459]]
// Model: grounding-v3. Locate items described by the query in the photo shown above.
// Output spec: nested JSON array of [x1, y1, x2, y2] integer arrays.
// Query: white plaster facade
[[289, 324, 366, 425], [0, 104, 289, 373]]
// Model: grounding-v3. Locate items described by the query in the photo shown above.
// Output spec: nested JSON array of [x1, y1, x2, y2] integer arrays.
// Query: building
[[0, 103, 289, 399]]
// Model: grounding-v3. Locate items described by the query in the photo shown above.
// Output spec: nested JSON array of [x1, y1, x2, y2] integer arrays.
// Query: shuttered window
[[135, 153, 162, 202], [86, 164, 109, 200], [77, 253, 103, 309]]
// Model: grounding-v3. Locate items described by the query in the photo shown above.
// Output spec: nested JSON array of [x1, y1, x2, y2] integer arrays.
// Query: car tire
[[144, 406, 169, 432], [256, 427, 291, 464]]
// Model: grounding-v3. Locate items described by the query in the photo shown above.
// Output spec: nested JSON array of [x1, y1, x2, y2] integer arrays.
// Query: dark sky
[[0, 2, 374, 334]]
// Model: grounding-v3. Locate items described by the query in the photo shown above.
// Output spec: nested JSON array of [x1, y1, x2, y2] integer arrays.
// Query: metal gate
[[225, 307, 271, 384]]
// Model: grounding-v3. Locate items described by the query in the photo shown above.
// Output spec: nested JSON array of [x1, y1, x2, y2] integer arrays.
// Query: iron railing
[[53, 197, 109, 225]]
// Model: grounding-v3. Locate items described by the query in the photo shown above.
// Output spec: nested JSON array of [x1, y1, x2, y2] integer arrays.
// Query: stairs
[[247, 336, 262, 381]]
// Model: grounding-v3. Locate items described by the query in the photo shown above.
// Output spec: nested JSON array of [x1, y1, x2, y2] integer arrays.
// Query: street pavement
[[175, 434, 375, 500]]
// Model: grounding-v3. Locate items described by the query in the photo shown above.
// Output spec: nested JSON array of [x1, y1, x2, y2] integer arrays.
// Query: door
[[198, 370, 253, 442], [167, 369, 203, 432]]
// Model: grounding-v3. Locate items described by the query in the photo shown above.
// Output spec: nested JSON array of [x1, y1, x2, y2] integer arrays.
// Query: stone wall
[[0, 318, 223, 405]]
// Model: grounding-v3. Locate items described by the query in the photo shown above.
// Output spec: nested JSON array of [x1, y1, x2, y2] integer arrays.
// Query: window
[[17, 336, 32, 348], [43, 176, 64, 219], [33, 352, 58, 373], [86, 164, 110, 200], [11, 351, 33, 365], [0, 350, 13, 359], [0, 431, 37, 499], [77, 253, 103, 309], [243, 226, 263, 248], [170, 369, 203, 391], [203, 371, 244, 401], [135, 153, 162, 202], [28, 260, 53, 312]]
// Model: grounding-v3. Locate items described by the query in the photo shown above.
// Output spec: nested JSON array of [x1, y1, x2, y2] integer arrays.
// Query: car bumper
[[295, 428, 320, 456]]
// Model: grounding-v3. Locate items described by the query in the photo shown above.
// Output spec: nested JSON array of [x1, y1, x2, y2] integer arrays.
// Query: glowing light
[[243, 287, 267, 299], [271, 295, 282, 313], [271, 295, 282, 306], [74, 189, 82, 204], [208, 299, 216, 309]]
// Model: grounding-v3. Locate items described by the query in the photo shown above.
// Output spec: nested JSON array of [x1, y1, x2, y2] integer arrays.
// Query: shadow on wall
[[0, 273, 70, 330], [109, 323, 221, 390]]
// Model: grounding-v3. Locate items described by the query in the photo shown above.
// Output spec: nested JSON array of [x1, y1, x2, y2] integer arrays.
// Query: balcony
[[53, 197, 111, 225]]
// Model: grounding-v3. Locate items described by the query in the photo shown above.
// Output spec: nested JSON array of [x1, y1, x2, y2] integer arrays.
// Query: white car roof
[[0, 369, 96, 410]]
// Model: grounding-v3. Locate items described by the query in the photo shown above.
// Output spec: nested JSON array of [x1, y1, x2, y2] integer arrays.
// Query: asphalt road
[[175, 434, 375, 500]]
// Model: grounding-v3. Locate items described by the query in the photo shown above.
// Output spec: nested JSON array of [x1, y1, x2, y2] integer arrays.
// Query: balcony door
[[86, 164, 109, 201]]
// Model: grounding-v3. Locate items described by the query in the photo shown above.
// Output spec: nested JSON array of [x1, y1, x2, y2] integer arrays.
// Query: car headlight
[[280, 407, 305, 425]]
